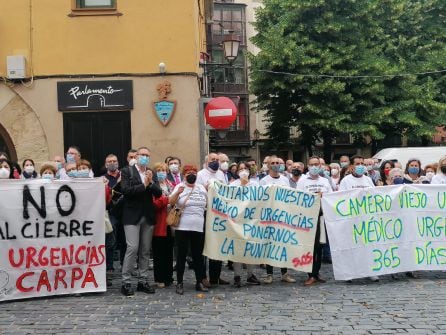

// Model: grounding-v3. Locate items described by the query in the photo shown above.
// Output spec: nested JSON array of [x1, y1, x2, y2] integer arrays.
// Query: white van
[[373, 147, 446, 168]]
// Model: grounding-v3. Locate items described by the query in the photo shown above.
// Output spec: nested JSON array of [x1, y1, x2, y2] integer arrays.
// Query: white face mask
[[220, 162, 229, 171], [238, 169, 250, 180], [331, 169, 339, 177], [24, 166, 35, 174], [169, 163, 179, 173], [129, 158, 137, 166], [0, 167, 10, 179], [426, 172, 435, 180]]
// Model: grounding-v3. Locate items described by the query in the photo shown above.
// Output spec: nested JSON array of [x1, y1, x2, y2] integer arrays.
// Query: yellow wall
[[0, 0, 207, 76]]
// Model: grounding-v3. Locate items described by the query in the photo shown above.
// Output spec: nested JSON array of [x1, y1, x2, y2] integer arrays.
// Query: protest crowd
[[0, 146, 445, 297]]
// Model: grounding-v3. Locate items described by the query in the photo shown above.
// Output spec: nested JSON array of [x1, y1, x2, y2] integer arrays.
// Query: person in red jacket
[[152, 162, 174, 288]]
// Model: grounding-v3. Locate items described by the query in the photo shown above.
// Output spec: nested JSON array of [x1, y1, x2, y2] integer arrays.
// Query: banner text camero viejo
[[203, 181, 321, 272], [0, 179, 105, 301], [322, 184, 446, 280]]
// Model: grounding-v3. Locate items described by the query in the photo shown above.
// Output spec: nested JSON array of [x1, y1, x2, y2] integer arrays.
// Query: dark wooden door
[[63, 111, 131, 176]]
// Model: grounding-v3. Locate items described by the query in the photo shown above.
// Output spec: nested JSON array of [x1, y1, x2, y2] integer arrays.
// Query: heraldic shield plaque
[[153, 80, 176, 126]]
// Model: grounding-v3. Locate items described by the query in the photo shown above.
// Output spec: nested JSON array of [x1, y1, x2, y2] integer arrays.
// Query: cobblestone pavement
[[1, 263, 446, 335]]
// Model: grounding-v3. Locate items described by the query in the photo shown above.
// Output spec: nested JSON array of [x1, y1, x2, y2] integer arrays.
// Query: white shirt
[[230, 178, 259, 187], [170, 183, 207, 233], [196, 168, 225, 188], [431, 173, 446, 184], [339, 174, 375, 191], [296, 175, 332, 194], [259, 174, 290, 187]]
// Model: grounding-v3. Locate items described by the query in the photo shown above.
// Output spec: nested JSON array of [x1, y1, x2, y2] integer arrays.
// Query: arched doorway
[[0, 123, 17, 162]]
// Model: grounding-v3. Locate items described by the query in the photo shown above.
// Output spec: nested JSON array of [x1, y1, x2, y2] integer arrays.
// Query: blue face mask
[[42, 173, 54, 180], [309, 166, 320, 176], [279, 164, 285, 173], [66, 154, 76, 164], [56, 162, 63, 170], [393, 177, 404, 184], [208, 161, 220, 171], [67, 170, 77, 178], [138, 155, 150, 167], [323, 170, 330, 178], [77, 170, 90, 178], [271, 165, 281, 173], [408, 167, 419, 175], [157, 171, 167, 181], [355, 165, 366, 176]]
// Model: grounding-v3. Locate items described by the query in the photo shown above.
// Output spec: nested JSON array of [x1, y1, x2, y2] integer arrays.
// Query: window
[[70, 0, 121, 16], [76, 0, 116, 8]]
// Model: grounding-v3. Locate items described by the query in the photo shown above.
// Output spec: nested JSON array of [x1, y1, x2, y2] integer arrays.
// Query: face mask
[[56, 162, 63, 170], [66, 154, 76, 164], [169, 164, 179, 173], [262, 163, 268, 172], [323, 170, 330, 178], [279, 164, 285, 173], [0, 167, 10, 179], [309, 166, 320, 176], [384, 168, 391, 176], [157, 171, 167, 181], [331, 169, 339, 176], [186, 174, 197, 184], [67, 170, 77, 178], [426, 172, 435, 180], [77, 169, 90, 178], [340, 162, 349, 168], [291, 169, 302, 177], [354, 165, 366, 176], [24, 166, 35, 174], [249, 166, 257, 175], [393, 177, 404, 184], [366, 165, 373, 171], [42, 173, 54, 180], [373, 164, 380, 171], [106, 163, 118, 172], [208, 161, 219, 171], [220, 162, 229, 171], [441, 166, 446, 174], [408, 167, 419, 175], [138, 156, 150, 167], [271, 165, 281, 173], [238, 169, 250, 179], [129, 158, 137, 166]]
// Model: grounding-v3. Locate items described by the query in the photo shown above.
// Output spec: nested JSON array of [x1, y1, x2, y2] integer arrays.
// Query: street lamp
[[222, 30, 240, 64]]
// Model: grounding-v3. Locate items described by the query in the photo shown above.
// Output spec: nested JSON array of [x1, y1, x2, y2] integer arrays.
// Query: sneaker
[[263, 274, 273, 284], [121, 284, 134, 296], [176, 283, 184, 295], [136, 282, 155, 294], [370, 276, 380, 282], [195, 282, 209, 292], [281, 273, 296, 283], [234, 276, 241, 288], [247, 274, 261, 285]]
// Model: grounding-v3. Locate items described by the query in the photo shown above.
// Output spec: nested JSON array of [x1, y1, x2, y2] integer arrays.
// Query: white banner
[[0, 179, 106, 301], [203, 181, 320, 272], [322, 184, 446, 280]]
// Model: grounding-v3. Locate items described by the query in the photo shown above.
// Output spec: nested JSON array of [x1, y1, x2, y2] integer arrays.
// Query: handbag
[[167, 187, 194, 227]]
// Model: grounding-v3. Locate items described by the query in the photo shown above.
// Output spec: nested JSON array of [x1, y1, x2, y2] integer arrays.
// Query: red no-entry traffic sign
[[204, 97, 237, 129]]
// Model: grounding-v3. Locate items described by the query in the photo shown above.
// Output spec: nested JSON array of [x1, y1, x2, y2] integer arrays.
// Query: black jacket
[[120, 165, 162, 225]]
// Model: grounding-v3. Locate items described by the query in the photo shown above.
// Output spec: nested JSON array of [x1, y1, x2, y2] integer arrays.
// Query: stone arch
[[0, 84, 49, 165], [0, 122, 17, 161]]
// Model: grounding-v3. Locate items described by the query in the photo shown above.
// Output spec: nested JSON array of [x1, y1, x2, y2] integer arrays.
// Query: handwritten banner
[[203, 181, 320, 272], [0, 179, 106, 301], [322, 185, 446, 280]]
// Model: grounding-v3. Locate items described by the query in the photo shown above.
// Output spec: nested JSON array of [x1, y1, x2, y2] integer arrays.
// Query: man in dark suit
[[166, 156, 183, 187], [120, 146, 162, 296]]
